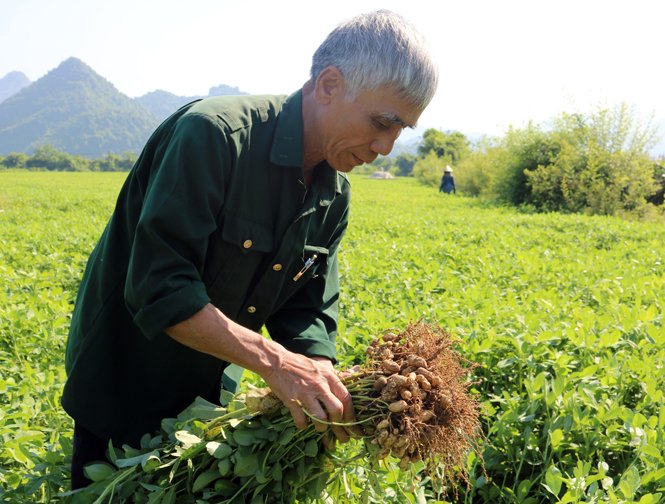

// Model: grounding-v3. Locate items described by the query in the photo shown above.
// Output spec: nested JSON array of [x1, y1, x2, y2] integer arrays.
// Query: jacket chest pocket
[[276, 244, 330, 303], [203, 214, 274, 310]]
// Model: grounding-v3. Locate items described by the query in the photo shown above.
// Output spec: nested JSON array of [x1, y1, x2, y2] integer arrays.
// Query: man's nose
[[370, 129, 401, 156]]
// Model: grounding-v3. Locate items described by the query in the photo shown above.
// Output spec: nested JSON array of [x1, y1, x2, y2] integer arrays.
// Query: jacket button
[[243, 240, 252, 249], [247, 306, 256, 313], [273, 264, 282, 271]]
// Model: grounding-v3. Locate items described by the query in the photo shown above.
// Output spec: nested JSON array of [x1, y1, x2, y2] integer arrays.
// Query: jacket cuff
[[277, 337, 338, 365], [131, 282, 210, 340]]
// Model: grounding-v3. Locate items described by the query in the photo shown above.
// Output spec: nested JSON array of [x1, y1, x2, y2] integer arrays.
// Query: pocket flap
[[222, 214, 273, 253], [303, 244, 329, 259]]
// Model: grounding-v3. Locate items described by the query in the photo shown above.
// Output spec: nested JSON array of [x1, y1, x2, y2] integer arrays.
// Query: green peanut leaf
[[83, 462, 116, 482], [217, 458, 232, 477], [233, 429, 254, 446], [304, 438, 318, 458], [234, 451, 261, 477], [214, 479, 240, 497], [206, 441, 233, 459], [192, 470, 221, 493], [544, 466, 562, 495], [278, 428, 295, 446], [272, 462, 283, 481]]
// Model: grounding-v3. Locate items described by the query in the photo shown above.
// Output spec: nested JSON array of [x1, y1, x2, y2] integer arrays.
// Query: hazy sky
[[1, 0, 664, 145]]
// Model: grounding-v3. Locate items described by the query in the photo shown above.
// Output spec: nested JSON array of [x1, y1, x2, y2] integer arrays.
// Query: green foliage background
[[454, 103, 662, 218], [0, 173, 664, 503], [0, 145, 137, 172]]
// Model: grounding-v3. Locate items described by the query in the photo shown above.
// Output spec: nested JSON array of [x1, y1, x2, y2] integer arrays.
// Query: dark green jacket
[[62, 90, 351, 445]]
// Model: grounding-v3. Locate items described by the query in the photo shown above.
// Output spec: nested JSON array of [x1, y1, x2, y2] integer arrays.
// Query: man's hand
[[165, 303, 363, 449], [262, 353, 363, 449]]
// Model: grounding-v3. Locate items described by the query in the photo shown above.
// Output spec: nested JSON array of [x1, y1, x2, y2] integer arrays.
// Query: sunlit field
[[1, 172, 663, 503]]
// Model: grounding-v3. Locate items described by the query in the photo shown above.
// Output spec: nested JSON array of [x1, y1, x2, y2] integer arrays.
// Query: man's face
[[320, 86, 423, 172]]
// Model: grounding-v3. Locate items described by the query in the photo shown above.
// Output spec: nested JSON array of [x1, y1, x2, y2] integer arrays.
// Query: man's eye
[[372, 118, 390, 131]]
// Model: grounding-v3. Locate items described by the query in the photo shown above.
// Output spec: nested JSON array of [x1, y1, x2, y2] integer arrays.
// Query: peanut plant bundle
[[69, 322, 483, 504]]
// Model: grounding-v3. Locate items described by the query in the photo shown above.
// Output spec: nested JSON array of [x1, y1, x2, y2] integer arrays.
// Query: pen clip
[[293, 253, 318, 281]]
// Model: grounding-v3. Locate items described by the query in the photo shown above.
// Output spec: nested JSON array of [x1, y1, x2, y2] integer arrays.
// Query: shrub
[[394, 153, 416, 177], [524, 104, 659, 215], [26, 145, 88, 171], [413, 150, 451, 187], [90, 152, 137, 172], [453, 102, 659, 217], [2, 152, 29, 169], [646, 159, 665, 206], [455, 137, 505, 197]]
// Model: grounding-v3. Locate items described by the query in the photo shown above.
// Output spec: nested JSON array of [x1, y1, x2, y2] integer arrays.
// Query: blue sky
[[1, 0, 663, 152]]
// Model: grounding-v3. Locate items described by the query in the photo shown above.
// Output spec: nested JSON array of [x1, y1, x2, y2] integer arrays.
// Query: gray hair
[[310, 10, 438, 110]]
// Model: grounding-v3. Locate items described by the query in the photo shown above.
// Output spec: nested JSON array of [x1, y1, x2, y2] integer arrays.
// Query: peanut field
[[0, 171, 663, 503]]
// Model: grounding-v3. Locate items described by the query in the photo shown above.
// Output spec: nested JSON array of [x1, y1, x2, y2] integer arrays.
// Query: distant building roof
[[369, 170, 395, 179]]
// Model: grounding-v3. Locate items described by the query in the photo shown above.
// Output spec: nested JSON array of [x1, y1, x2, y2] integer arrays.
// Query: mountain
[[0, 58, 161, 157], [208, 84, 246, 97], [389, 137, 420, 157], [0, 71, 31, 104], [135, 84, 248, 120], [134, 89, 198, 120]]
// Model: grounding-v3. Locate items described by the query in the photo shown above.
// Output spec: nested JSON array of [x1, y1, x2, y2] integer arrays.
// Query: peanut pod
[[382, 360, 400, 374], [399, 388, 412, 401], [388, 400, 408, 413], [373, 376, 388, 392], [376, 419, 390, 430], [407, 355, 428, 369], [415, 367, 434, 381]]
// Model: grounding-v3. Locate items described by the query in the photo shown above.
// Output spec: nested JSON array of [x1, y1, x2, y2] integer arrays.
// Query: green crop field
[[0, 171, 664, 503]]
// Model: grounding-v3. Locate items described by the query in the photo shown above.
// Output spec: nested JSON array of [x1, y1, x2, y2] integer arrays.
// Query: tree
[[3, 152, 28, 168], [26, 144, 87, 171], [394, 153, 416, 176], [646, 158, 665, 206], [417, 128, 470, 164], [91, 152, 138, 172], [412, 150, 451, 187]]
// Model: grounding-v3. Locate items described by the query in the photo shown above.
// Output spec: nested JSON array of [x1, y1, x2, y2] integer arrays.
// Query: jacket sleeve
[[264, 201, 350, 364], [124, 113, 230, 340]]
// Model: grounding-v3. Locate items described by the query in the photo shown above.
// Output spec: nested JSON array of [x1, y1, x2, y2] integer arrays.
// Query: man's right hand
[[165, 303, 362, 447], [262, 353, 363, 447]]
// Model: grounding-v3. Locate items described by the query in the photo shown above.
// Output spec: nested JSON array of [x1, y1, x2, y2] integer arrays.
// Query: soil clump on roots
[[349, 321, 484, 490]]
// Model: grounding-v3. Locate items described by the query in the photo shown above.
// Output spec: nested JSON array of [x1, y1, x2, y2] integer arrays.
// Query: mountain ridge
[[0, 71, 31, 104], [0, 58, 249, 157], [134, 84, 247, 119], [0, 58, 161, 156]]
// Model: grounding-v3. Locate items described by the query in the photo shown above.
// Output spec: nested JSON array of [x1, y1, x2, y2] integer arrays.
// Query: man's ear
[[314, 66, 345, 105]]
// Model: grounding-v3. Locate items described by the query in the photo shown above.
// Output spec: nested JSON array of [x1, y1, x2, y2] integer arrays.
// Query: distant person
[[439, 165, 456, 194]]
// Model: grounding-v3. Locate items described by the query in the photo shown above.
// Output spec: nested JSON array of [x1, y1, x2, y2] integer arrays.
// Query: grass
[[0, 171, 664, 503]]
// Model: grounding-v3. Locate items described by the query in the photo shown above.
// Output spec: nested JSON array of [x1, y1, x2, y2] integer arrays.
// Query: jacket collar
[[270, 89, 304, 168], [270, 89, 343, 201]]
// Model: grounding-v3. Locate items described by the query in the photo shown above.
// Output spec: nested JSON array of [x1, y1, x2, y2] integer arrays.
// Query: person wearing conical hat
[[439, 165, 456, 194]]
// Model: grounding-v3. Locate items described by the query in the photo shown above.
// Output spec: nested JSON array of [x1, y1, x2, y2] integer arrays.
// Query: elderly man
[[63, 9, 438, 489]]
